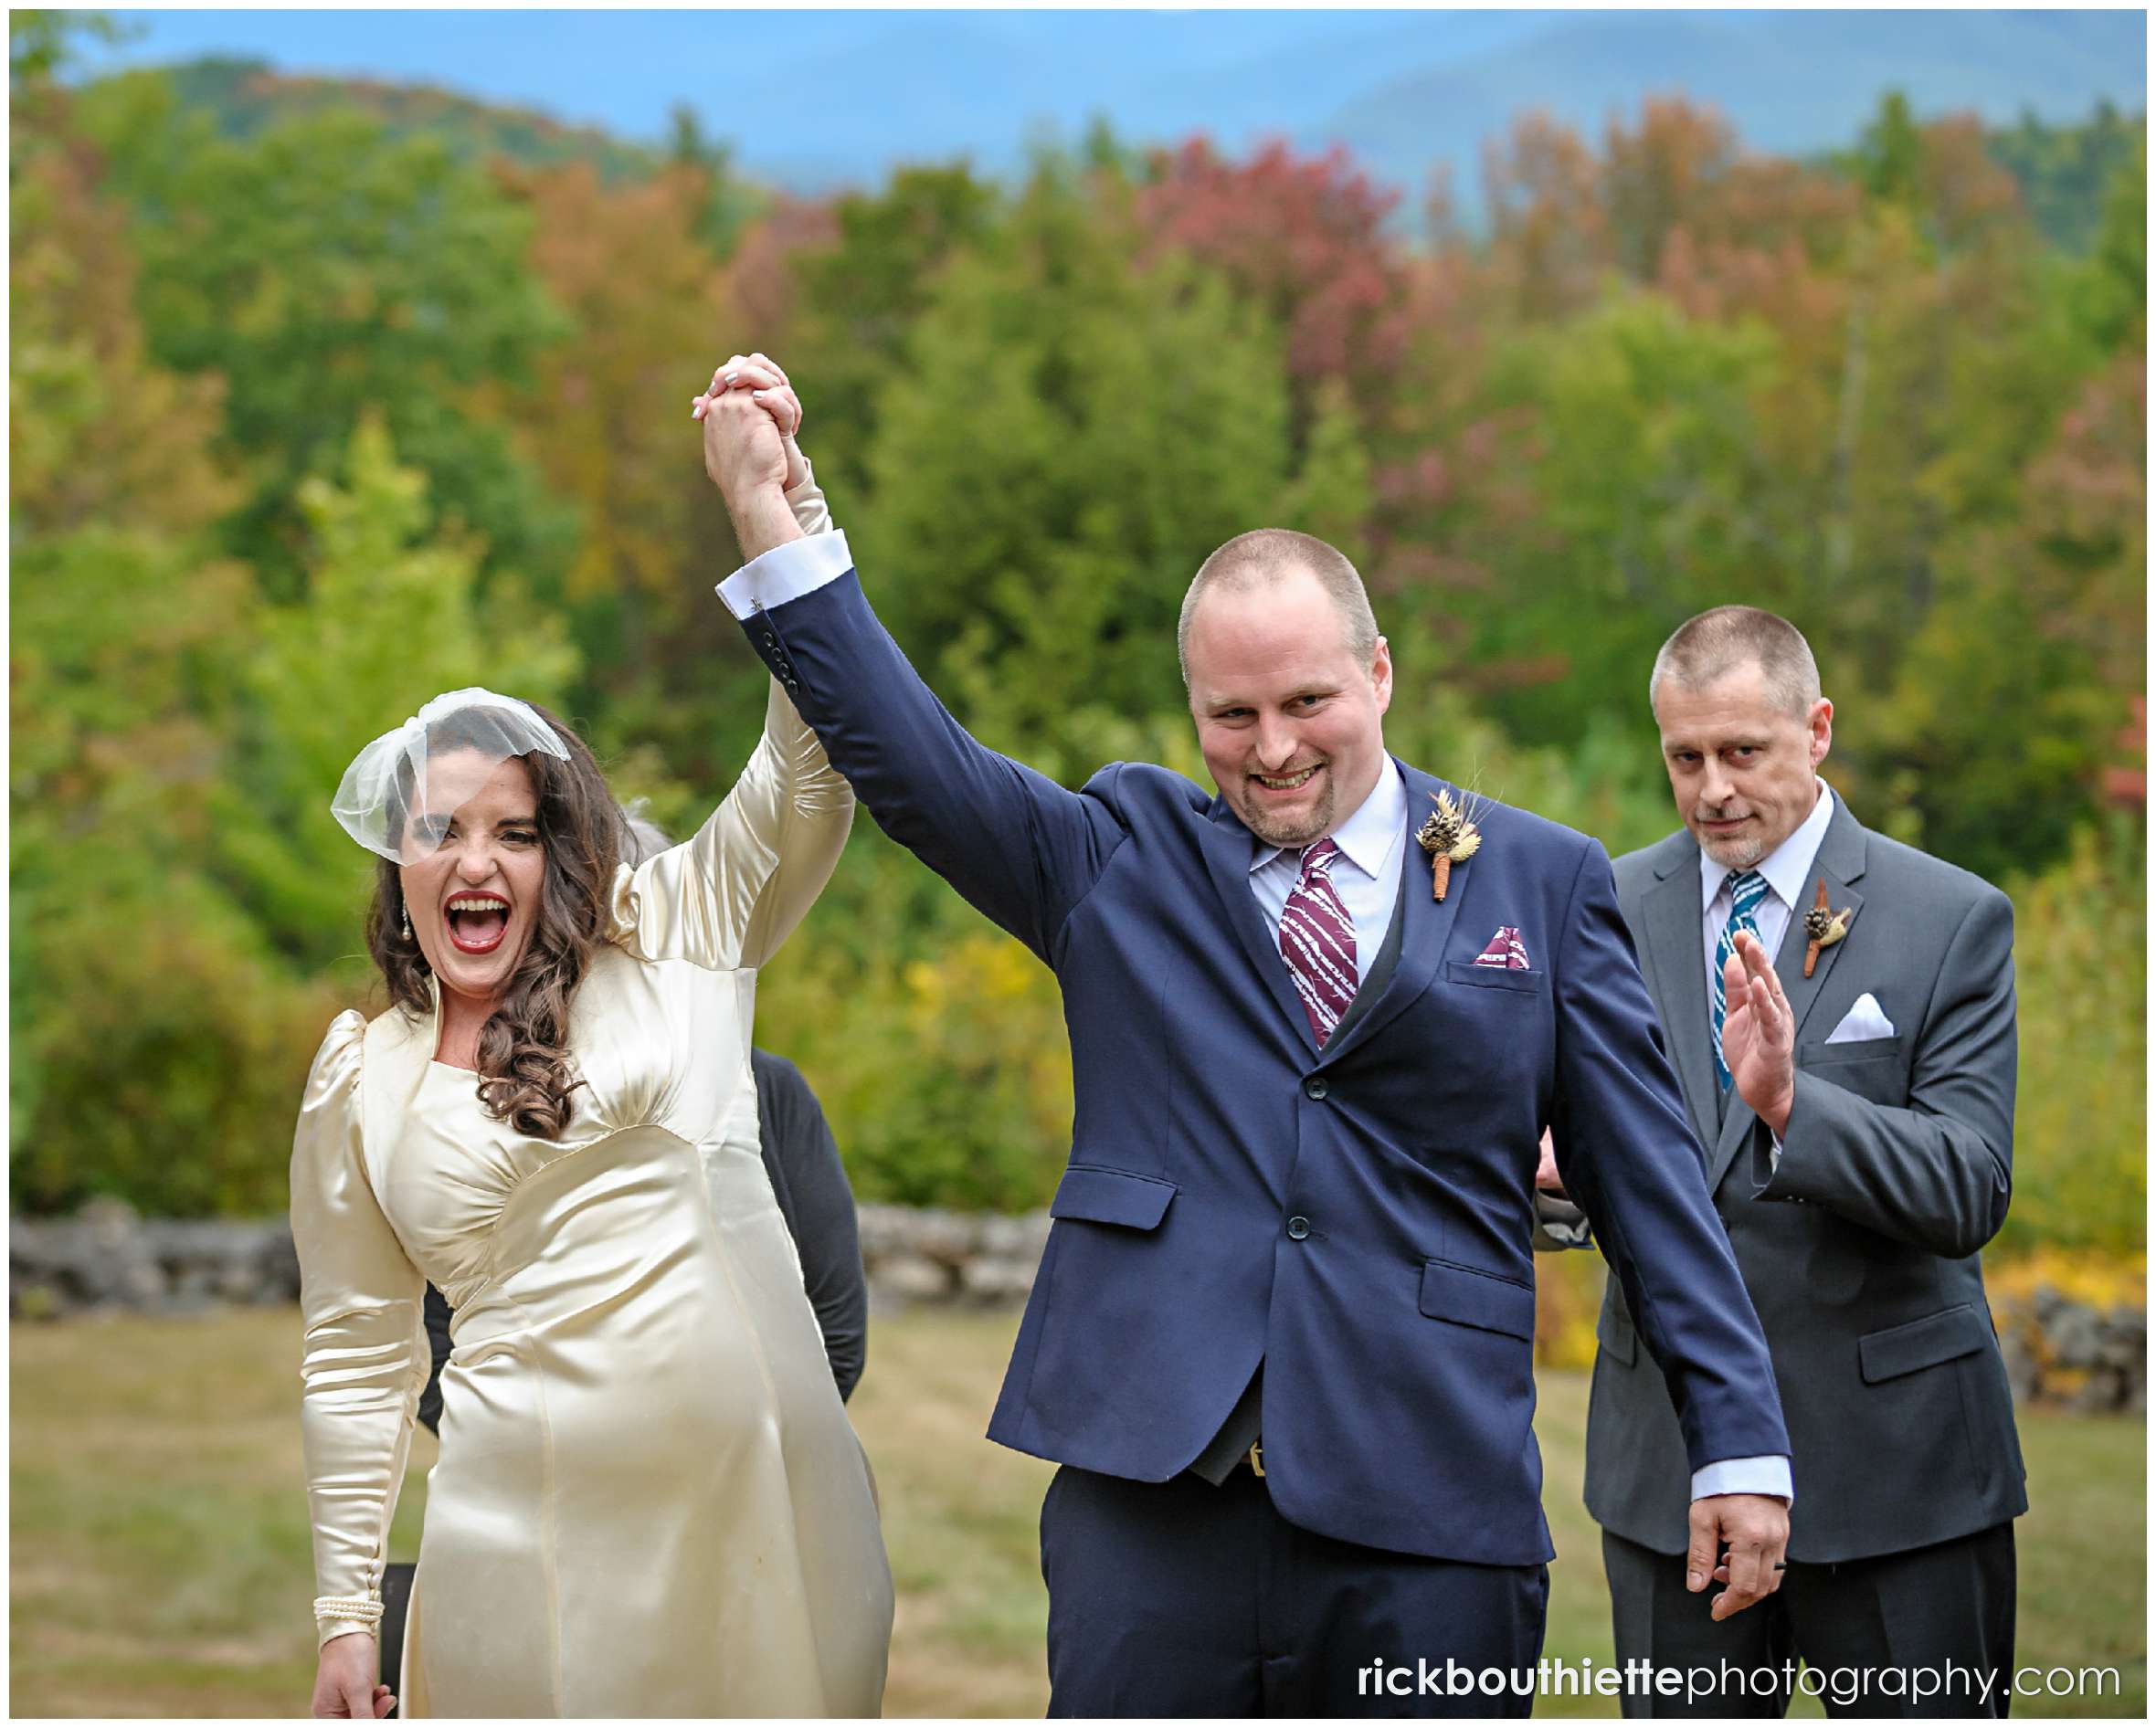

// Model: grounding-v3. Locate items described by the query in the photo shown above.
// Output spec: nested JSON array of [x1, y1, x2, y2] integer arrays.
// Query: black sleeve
[[753, 1048, 868, 1401], [417, 1282, 454, 1436]]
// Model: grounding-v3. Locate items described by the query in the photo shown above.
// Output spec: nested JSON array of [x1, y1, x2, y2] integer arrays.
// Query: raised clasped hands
[[1721, 928, 1795, 1136], [692, 352, 807, 504], [1687, 1490, 1791, 1620]]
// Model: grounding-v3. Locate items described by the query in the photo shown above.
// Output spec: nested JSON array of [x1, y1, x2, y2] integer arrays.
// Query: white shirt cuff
[[716, 528, 855, 620], [1691, 1455, 1793, 1502]]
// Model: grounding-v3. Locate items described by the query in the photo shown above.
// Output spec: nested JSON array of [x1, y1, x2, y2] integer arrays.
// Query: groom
[[698, 356, 1793, 1716]]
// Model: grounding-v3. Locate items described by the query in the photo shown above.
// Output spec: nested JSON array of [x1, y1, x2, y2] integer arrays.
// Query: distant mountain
[[157, 56, 661, 183], [91, 10, 2141, 212], [96, 8, 2144, 250], [1316, 9, 2146, 218]]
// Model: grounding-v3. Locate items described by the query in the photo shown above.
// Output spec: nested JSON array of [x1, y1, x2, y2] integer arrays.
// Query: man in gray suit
[[1550, 606, 2024, 1715]]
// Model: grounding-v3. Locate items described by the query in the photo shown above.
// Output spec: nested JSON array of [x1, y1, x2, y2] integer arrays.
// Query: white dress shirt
[[1246, 763, 1407, 981], [1698, 781, 1838, 1009], [721, 509, 1792, 1506]]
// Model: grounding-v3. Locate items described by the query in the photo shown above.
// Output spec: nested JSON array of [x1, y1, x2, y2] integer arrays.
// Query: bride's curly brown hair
[[365, 702, 629, 1139]]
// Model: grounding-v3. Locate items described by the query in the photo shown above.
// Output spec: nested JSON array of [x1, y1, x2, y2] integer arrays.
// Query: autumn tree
[[69, 72, 577, 596], [1136, 138, 1415, 419], [850, 149, 1370, 774]]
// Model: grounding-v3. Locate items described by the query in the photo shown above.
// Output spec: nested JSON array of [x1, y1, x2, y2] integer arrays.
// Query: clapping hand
[[1721, 930, 1796, 1136]]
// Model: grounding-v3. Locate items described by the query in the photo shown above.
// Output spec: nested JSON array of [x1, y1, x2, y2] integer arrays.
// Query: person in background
[[377, 811, 871, 1711], [1557, 605, 2023, 1717]]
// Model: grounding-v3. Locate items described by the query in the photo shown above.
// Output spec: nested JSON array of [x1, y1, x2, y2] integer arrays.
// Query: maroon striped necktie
[[1279, 838, 1358, 1047]]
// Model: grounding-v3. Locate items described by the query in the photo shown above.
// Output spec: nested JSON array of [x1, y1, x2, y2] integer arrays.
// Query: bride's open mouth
[[444, 893, 512, 954]]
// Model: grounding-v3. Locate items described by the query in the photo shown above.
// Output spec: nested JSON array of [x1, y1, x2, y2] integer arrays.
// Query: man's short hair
[[1178, 528, 1379, 686], [1649, 606, 1821, 719]]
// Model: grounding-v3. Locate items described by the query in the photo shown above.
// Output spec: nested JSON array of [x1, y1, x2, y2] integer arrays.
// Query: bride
[[294, 369, 892, 1716]]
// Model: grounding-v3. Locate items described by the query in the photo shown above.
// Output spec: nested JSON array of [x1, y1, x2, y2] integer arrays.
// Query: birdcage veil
[[332, 688, 572, 864]]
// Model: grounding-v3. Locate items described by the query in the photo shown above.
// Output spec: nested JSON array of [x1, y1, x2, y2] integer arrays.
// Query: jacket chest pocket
[[1443, 958, 1548, 999], [1796, 1036, 1906, 1105]]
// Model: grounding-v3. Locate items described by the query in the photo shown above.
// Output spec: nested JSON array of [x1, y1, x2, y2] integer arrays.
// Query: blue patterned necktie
[[1712, 869, 1770, 1091]]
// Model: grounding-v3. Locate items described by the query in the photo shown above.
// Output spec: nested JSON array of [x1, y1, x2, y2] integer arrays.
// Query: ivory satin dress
[[290, 677, 893, 1717]]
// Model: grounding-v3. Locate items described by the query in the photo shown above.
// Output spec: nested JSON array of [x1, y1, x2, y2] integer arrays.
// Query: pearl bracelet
[[313, 1595, 385, 1626]]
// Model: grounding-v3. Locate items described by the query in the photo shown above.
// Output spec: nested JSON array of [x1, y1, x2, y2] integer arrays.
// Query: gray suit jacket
[[1580, 794, 2026, 1564]]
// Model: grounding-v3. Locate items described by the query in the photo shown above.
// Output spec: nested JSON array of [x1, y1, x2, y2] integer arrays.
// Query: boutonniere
[[1802, 878, 1854, 978], [1415, 789, 1483, 902]]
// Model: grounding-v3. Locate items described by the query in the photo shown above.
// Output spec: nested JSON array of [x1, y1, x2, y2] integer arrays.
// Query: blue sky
[[67, 9, 2143, 205], [71, 10, 1564, 142]]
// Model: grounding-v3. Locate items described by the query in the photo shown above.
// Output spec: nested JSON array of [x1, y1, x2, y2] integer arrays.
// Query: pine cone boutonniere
[[1415, 789, 1483, 902], [1802, 878, 1854, 978]]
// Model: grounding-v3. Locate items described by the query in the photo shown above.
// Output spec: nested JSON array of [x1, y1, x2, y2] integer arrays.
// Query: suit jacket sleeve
[[1547, 840, 1791, 1472], [754, 1050, 868, 1401], [734, 555, 1126, 965], [1758, 889, 2015, 1258]]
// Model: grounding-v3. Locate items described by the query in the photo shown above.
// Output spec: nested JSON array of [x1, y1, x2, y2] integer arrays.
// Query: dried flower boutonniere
[[1802, 878, 1854, 978], [1415, 789, 1483, 902]]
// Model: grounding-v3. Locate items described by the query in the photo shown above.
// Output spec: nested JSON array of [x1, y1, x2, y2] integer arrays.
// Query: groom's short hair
[[1178, 528, 1379, 687], [1650, 606, 1821, 719]]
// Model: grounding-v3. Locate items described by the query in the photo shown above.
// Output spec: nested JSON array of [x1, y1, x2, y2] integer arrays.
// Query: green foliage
[[216, 418, 582, 965], [71, 77, 578, 594], [780, 163, 1006, 502], [1995, 824, 2147, 1257], [2068, 143, 2149, 355], [8, 68, 2144, 1232], [155, 55, 661, 184], [664, 102, 766, 259], [1988, 101, 2148, 255], [1470, 293, 1792, 753], [8, 10, 131, 88], [853, 152, 1372, 770]]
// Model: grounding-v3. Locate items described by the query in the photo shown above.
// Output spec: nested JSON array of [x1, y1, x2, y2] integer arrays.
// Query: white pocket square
[[1825, 992, 1896, 1044]]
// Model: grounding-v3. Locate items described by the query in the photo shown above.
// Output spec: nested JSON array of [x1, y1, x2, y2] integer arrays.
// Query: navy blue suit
[[736, 564, 1789, 1708]]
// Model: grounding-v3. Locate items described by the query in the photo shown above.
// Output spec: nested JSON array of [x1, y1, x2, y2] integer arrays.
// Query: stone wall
[[7, 1199, 1051, 1322], [11, 1202, 2145, 1414]]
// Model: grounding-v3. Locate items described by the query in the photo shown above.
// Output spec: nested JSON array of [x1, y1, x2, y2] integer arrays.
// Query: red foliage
[[2103, 695, 2145, 809], [722, 195, 841, 353], [1136, 136, 1415, 396]]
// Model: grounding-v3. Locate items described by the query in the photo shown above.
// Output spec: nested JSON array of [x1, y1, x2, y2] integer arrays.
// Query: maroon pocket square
[[1472, 925, 1532, 971]]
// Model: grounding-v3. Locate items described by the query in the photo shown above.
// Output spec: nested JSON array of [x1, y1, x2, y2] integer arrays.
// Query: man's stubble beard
[[1696, 825, 1770, 873], [1242, 774, 1338, 850]]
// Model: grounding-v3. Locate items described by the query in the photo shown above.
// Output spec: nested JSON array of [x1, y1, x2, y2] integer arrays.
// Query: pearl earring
[[401, 903, 412, 943]]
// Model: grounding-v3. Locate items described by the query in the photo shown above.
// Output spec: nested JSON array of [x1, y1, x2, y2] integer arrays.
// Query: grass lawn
[[11, 1307, 2144, 1716]]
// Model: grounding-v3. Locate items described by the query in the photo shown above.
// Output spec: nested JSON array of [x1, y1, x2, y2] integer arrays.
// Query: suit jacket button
[[1303, 1077, 1328, 1101], [1286, 1216, 1311, 1240]]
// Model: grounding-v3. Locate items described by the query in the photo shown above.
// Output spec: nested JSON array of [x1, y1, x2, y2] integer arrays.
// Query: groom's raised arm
[[703, 375, 1125, 964]]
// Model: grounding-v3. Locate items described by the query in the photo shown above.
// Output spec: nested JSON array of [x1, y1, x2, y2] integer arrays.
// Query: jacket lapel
[[1707, 796, 1870, 1192], [1639, 848, 1718, 1163], [1319, 764, 1464, 1064], [1198, 796, 1322, 1055]]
